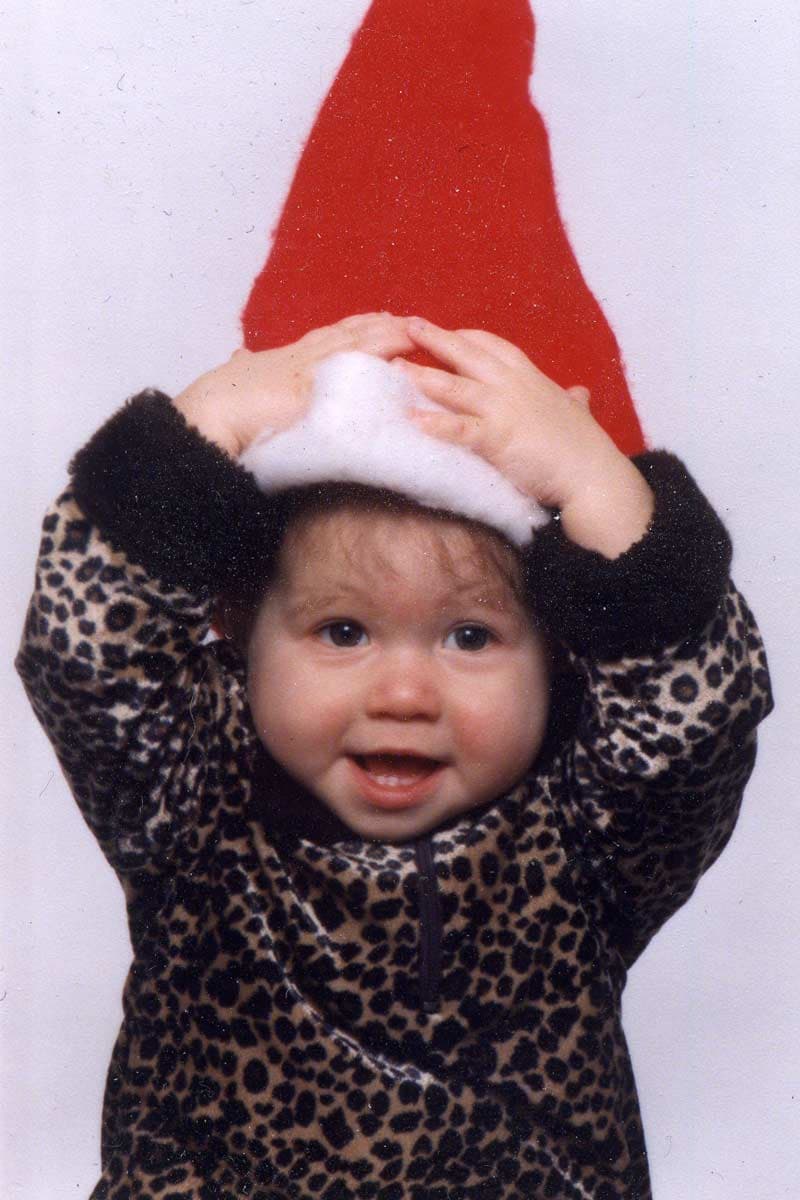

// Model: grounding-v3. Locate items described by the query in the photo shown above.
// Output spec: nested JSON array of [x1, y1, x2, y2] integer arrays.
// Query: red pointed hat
[[241, 0, 645, 457]]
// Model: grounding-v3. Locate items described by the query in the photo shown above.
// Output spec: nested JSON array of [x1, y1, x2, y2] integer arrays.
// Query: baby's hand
[[398, 319, 654, 559], [175, 313, 415, 458]]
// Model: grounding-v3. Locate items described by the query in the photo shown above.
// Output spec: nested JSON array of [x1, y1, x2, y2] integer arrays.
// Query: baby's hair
[[219, 482, 529, 651]]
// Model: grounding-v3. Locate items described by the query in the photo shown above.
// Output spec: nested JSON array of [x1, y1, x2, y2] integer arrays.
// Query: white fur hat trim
[[239, 351, 549, 546]]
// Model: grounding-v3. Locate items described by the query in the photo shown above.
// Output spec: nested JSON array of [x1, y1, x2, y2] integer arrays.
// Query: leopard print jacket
[[16, 394, 773, 1200]]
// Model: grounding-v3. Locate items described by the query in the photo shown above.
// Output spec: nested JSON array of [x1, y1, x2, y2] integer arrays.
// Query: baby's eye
[[318, 621, 368, 648], [444, 624, 494, 652]]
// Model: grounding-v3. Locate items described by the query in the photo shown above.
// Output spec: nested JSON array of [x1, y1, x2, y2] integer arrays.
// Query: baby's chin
[[321, 792, 493, 844]]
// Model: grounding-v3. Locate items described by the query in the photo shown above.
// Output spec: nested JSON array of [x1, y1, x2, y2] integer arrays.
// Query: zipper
[[414, 836, 442, 1013]]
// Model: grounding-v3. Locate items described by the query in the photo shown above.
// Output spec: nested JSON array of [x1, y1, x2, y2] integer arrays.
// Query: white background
[[2, 2, 798, 1196]]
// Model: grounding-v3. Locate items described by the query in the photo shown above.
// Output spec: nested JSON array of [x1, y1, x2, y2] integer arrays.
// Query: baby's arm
[[16, 315, 412, 878], [399, 320, 774, 965], [14, 408, 258, 878], [526, 455, 772, 966]]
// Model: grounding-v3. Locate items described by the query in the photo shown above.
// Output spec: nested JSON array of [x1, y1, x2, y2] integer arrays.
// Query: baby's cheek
[[251, 669, 349, 766], [455, 676, 548, 771], [454, 696, 519, 765]]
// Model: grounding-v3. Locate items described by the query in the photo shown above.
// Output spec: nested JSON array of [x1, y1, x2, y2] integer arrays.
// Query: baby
[[17, 313, 772, 1199]]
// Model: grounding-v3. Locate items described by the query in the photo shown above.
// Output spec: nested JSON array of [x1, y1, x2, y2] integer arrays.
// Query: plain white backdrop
[[2, 2, 798, 1196]]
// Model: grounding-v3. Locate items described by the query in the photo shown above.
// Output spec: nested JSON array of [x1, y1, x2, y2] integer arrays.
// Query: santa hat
[[239, 0, 645, 541]]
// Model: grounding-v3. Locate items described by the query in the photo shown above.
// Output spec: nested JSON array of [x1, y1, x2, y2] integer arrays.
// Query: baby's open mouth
[[352, 753, 443, 786], [348, 752, 446, 811]]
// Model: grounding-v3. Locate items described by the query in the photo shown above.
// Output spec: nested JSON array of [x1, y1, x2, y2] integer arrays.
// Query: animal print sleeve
[[559, 582, 772, 968], [15, 392, 276, 878], [525, 453, 774, 967]]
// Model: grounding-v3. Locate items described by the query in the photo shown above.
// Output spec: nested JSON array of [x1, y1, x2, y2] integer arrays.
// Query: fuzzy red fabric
[[242, 0, 644, 455]]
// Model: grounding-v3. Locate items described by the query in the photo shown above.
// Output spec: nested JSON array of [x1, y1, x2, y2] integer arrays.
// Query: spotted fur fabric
[[16, 400, 773, 1199]]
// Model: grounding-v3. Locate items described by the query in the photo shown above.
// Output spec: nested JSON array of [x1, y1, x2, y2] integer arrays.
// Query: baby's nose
[[364, 650, 442, 721]]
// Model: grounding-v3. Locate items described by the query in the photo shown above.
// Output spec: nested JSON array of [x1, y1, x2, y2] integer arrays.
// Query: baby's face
[[246, 508, 550, 842]]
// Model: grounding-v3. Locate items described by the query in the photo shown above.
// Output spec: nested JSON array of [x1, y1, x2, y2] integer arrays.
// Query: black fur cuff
[[70, 391, 277, 595], [523, 451, 733, 660]]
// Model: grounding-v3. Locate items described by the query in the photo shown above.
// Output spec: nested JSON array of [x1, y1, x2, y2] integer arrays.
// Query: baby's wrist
[[558, 451, 655, 560], [173, 388, 242, 459]]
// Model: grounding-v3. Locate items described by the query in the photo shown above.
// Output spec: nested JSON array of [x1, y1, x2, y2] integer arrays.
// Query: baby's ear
[[210, 598, 228, 642], [212, 595, 245, 645], [214, 574, 274, 652]]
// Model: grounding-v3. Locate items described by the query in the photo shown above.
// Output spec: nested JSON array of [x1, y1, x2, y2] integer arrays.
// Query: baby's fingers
[[395, 360, 484, 414], [457, 328, 531, 369], [301, 312, 414, 361], [406, 318, 498, 383], [341, 312, 416, 359], [407, 407, 483, 451]]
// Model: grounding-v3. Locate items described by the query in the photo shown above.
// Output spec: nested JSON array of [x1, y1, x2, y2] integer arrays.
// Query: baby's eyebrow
[[434, 579, 519, 612], [284, 581, 518, 620], [283, 586, 371, 619], [452, 586, 514, 611]]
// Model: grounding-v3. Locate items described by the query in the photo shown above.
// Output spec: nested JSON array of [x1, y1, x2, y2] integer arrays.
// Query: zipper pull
[[415, 838, 443, 1014]]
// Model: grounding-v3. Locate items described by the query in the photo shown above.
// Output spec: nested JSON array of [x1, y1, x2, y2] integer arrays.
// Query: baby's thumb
[[566, 385, 591, 410]]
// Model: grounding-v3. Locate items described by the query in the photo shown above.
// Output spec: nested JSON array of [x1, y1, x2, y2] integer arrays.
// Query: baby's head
[[223, 486, 554, 843]]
